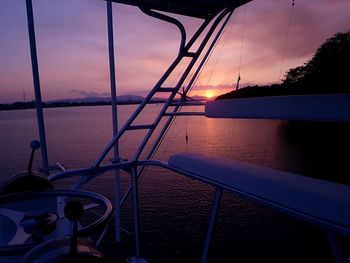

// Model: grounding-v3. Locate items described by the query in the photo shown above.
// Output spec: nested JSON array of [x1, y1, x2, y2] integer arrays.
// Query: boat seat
[[168, 153, 350, 234]]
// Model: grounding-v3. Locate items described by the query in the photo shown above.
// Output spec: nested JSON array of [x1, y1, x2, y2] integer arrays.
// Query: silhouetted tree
[[217, 31, 350, 100], [283, 31, 350, 89]]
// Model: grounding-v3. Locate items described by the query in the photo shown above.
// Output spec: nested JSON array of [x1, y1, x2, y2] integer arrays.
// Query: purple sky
[[0, 0, 349, 103]]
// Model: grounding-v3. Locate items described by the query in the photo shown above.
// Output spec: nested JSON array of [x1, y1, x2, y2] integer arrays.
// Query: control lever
[[28, 140, 40, 176], [64, 200, 84, 258]]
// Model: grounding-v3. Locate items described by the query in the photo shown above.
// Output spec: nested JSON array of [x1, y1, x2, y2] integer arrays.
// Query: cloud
[[70, 89, 109, 97], [196, 0, 350, 86], [1, 0, 349, 102], [245, 0, 350, 60]]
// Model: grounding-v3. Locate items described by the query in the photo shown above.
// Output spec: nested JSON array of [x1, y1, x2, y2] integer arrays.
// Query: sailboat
[[1, 0, 350, 262]]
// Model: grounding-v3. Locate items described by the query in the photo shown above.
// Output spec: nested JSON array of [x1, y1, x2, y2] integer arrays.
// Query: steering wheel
[[0, 190, 113, 256]]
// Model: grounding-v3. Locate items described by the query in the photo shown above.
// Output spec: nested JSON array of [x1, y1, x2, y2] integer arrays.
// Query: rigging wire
[[229, 119, 235, 157], [182, 86, 189, 144], [151, 11, 238, 156], [227, 8, 246, 157], [186, 10, 238, 99], [151, 104, 184, 158], [154, 115, 187, 158], [185, 12, 237, 144], [185, 118, 189, 144], [205, 13, 236, 89], [236, 5, 247, 90], [278, 0, 295, 83]]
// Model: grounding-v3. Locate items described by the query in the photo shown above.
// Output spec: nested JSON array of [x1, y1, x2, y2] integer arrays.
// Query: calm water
[[1, 105, 350, 262]]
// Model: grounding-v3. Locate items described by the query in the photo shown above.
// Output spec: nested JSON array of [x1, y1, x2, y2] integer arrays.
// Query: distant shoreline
[[0, 100, 166, 111]]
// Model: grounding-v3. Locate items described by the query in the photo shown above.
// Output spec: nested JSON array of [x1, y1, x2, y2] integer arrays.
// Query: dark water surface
[[1, 105, 350, 262]]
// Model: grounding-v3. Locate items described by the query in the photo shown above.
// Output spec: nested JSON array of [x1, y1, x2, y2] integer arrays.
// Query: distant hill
[[0, 95, 150, 111], [217, 31, 350, 100], [49, 94, 206, 104], [0, 93, 207, 111], [49, 95, 145, 104]]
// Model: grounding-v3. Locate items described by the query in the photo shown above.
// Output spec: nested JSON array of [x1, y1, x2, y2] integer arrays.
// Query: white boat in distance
[[1, 0, 350, 262]]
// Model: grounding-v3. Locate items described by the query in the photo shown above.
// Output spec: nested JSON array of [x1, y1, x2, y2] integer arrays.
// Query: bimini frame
[[95, 4, 237, 259], [24, 0, 248, 261], [25, 1, 350, 263]]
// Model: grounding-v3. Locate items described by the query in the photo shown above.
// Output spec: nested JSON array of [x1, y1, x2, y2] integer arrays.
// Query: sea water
[[1, 105, 349, 262]]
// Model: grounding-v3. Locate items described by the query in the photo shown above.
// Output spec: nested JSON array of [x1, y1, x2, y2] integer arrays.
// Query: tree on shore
[[217, 31, 350, 100], [283, 31, 350, 89]]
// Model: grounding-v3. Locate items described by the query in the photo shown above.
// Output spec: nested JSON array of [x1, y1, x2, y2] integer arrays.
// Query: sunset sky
[[0, 0, 349, 103]]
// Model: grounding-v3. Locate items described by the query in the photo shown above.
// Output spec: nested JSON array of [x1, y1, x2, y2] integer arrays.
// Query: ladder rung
[[164, 112, 205, 117], [127, 124, 155, 130], [184, 51, 196, 57], [157, 87, 177, 92]]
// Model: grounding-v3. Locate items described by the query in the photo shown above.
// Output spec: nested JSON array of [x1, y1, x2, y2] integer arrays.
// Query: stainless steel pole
[[201, 188, 222, 263], [107, 1, 121, 242], [326, 231, 344, 263], [25, 0, 49, 176], [131, 166, 141, 257]]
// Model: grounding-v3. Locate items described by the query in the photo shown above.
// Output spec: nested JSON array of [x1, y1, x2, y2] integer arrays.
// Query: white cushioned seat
[[169, 153, 350, 230]]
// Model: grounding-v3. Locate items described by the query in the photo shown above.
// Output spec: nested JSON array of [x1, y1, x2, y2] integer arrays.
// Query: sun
[[205, 90, 214, 99]]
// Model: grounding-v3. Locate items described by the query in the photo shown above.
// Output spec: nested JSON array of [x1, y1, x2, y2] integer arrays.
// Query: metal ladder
[[92, 6, 235, 259], [93, 8, 234, 168]]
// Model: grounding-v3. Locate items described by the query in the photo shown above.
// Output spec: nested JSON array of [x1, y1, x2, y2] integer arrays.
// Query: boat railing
[[49, 155, 350, 263], [24, 0, 236, 253], [18, 0, 350, 262]]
